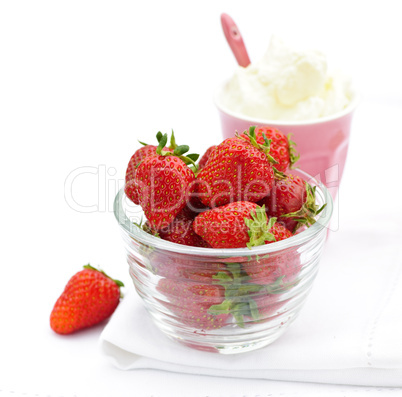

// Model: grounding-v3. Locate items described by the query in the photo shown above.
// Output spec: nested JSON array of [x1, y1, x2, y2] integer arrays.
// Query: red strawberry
[[158, 208, 211, 248], [156, 258, 296, 329], [241, 126, 299, 172], [242, 248, 301, 287], [196, 135, 274, 208], [125, 132, 174, 205], [193, 201, 257, 249], [148, 249, 224, 281], [261, 173, 324, 232], [180, 262, 233, 282], [186, 193, 209, 214], [185, 179, 210, 215], [145, 251, 184, 279], [193, 201, 291, 249], [157, 277, 230, 330], [265, 221, 294, 242], [134, 133, 199, 230], [157, 262, 260, 330], [198, 145, 217, 170], [50, 265, 124, 335]]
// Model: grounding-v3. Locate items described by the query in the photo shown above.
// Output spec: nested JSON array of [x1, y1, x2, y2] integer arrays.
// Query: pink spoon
[[220, 13, 251, 67]]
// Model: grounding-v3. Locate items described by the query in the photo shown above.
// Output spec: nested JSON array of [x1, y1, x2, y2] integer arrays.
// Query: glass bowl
[[113, 169, 333, 354]]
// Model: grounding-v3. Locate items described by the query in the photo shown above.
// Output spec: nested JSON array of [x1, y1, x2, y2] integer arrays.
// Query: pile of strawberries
[[49, 127, 325, 337], [125, 126, 322, 248], [124, 126, 325, 331]]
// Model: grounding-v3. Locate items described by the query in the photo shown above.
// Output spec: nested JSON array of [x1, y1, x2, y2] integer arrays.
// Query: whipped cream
[[219, 36, 353, 121]]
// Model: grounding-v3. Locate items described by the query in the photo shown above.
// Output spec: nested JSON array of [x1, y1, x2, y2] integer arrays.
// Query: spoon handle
[[220, 13, 251, 67]]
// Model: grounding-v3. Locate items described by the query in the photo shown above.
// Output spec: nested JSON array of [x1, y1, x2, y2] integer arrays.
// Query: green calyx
[[209, 300, 256, 328], [167, 130, 177, 150], [206, 262, 299, 328], [208, 263, 264, 327], [134, 218, 160, 238], [83, 264, 125, 288], [138, 130, 176, 149], [142, 223, 160, 238], [287, 134, 300, 169], [262, 275, 299, 294], [281, 181, 326, 231], [208, 289, 276, 328], [272, 167, 287, 180], [138, 131, 163, 147], [238, 126, 278, 165], [245, 205, 277, 249], [155, 131, 199, 171]]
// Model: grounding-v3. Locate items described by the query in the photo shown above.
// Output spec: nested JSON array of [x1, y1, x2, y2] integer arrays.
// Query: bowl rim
[[213, 80, 360, 127], [114, 169, 333, 257]]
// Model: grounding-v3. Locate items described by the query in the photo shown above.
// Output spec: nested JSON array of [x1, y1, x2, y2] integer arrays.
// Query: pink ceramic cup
[[214, 84, 359, 196]]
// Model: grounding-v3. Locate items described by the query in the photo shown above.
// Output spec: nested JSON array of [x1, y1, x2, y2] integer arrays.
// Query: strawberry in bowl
[[114, 128, 332, 353]]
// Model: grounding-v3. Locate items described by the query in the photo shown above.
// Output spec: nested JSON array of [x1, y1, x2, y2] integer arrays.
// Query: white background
[[0, 1, 401, 396]]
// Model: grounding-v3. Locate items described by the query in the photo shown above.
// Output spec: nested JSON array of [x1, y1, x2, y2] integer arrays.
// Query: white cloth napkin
[[100, 216, 402, 387]]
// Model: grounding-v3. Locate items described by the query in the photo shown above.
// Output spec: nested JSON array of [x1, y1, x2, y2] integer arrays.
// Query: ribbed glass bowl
[[113, 169, 333, 354]]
